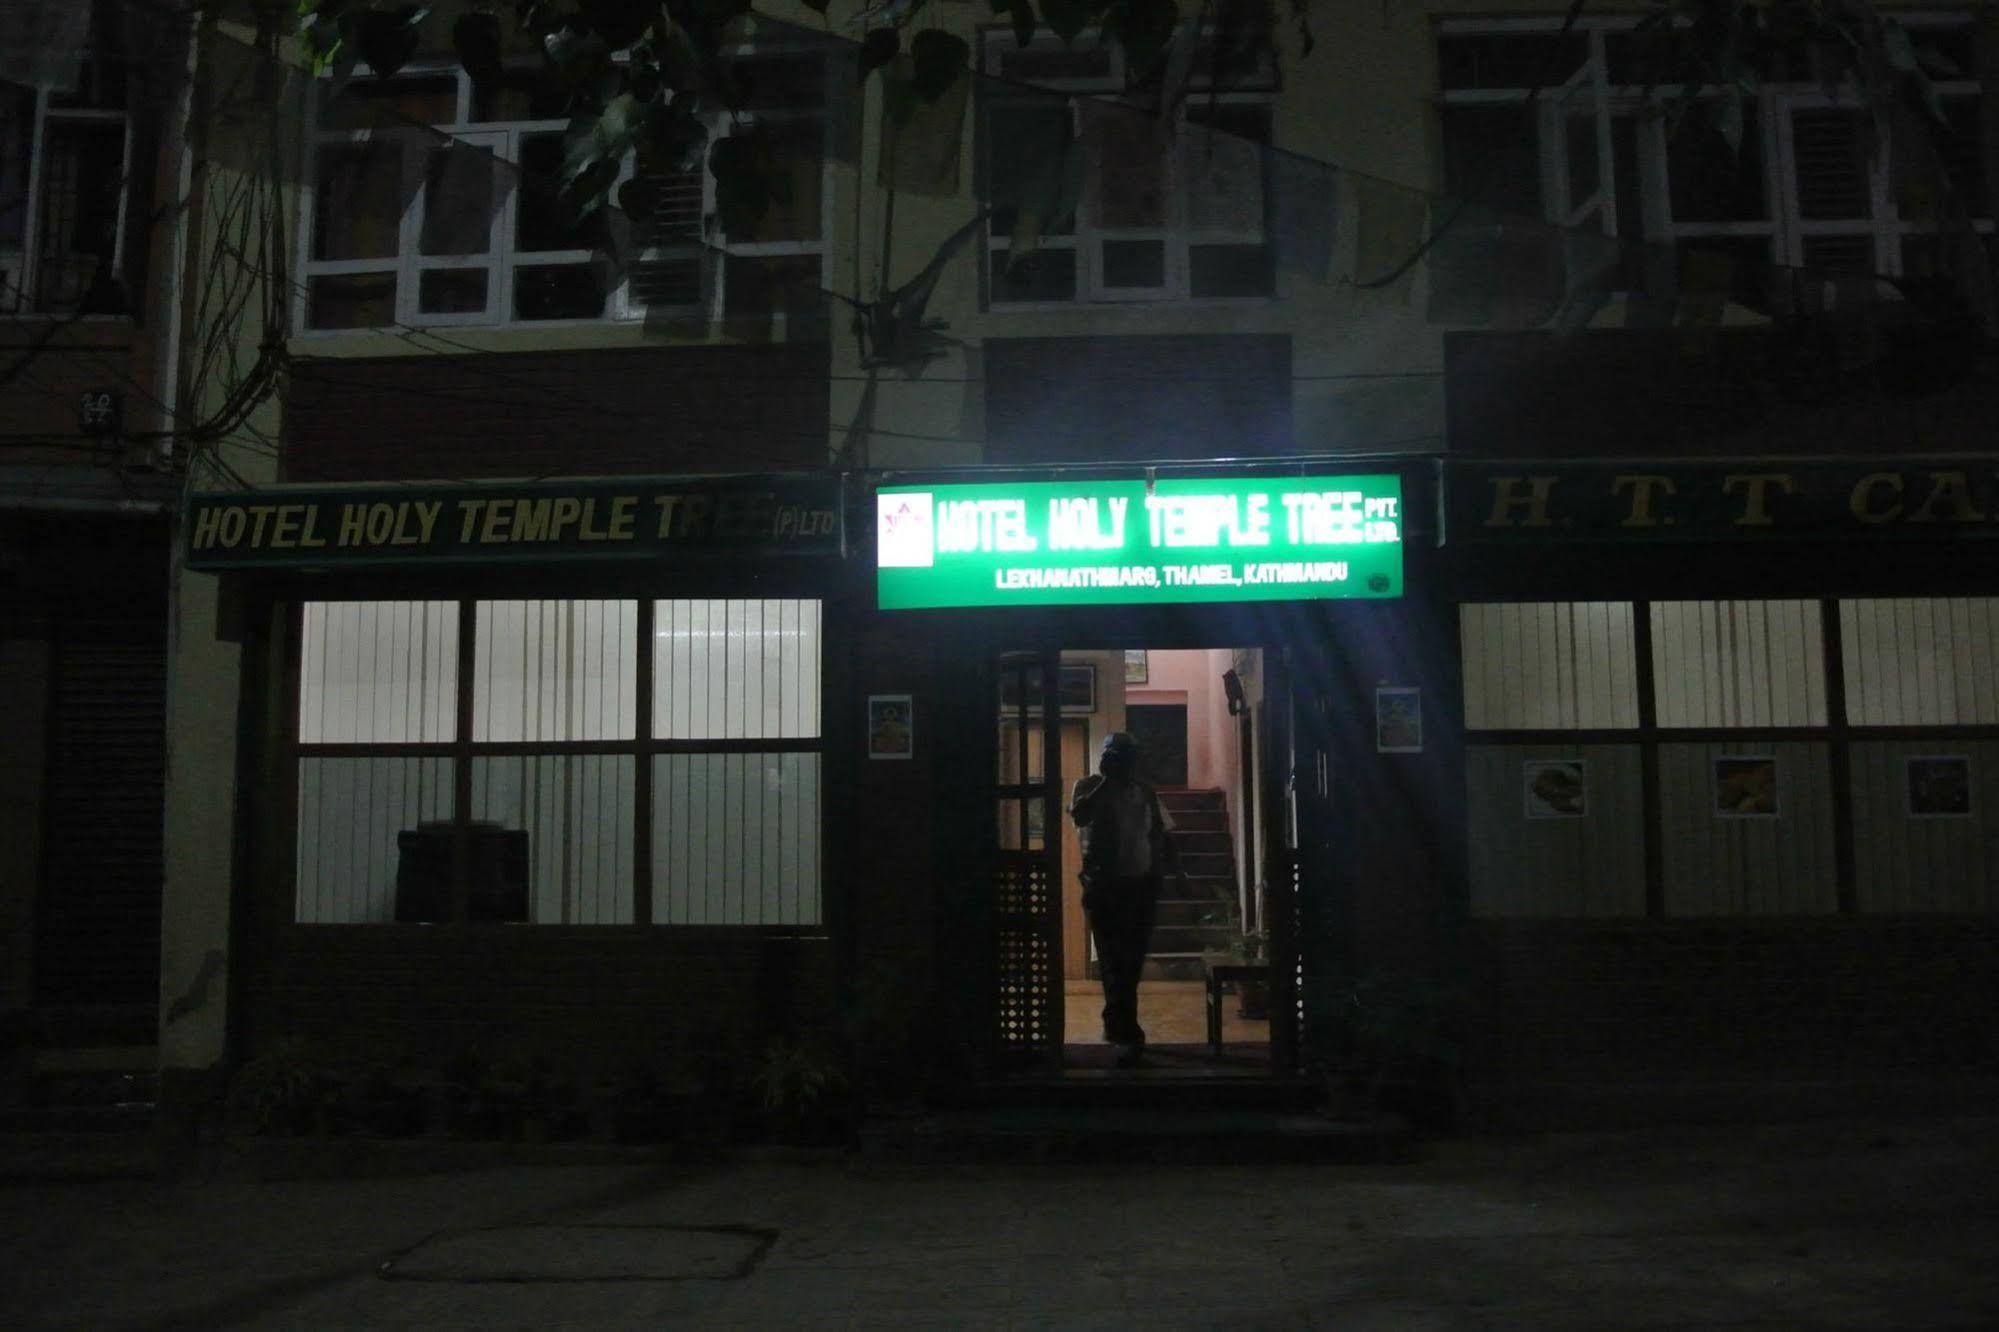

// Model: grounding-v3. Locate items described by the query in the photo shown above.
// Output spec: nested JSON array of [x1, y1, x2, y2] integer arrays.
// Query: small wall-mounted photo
[[1123, 649, 1149, 685], [998, 663, 1097, 714], [1906, 755, 1973, 818], [1375, 686, 1422, 753], [867, 694, 913, 760], [1523, 759, 1588, 819], [1714, 755, 1779, 818]]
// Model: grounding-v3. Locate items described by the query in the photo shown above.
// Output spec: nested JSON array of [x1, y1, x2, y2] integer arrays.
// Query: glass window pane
[[991, 247, 1076, 302], [472, 755, 634, 924], [307, 272, 398, 329], [1669, 102, 1768, 223], [419, 142, 495, 256], [734, 119, 823, 244], [513, 262, 606, 320], [988, 103, 1076, 238], [0, 85, 34, 251], [296, 756, 452, 922], [474, 600, 637, 742], [517, 132, 605, 252], [418, 267, 487, 313], [653, 599, 821, 740], [722, 254, 822, 318], [1190, 243, 1273, 298], [33, 119, 125, 311], [653, 752, 820, 925], [1086, 103, 1167, 228], [1101, 238, 1165, 288], [299, 601, 459, 744], [1842, 598, 1999, 726], [313, 141, 405, 261], [1791, 108, 1870, 220], [1460, 602, 1640, 730], [1650, 601, 1826, 728]]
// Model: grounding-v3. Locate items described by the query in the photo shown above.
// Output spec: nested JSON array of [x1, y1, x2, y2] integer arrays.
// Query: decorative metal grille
[[994, 854, 1058, 1053]]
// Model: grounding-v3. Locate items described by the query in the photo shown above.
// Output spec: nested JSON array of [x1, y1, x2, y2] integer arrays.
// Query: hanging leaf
[[709, 132, 772, 236], [860, 28, 900, 82], [1005, 0, 1035, 48], [1104, 0, 1177, 79], [546, 18, 615, 92], [637, 99, 708, 173], [453, 11, 504, 89], [581, 0, 659, 48], [909, 29, 970, 102], [296, 2, 351, 75], [356, 5, 429, 79], [1040, 0, 1093, 46]]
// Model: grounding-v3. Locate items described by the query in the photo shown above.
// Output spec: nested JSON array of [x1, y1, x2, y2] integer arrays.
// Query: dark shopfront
[[190, 460, 1465, 1103], [1443, 457, 1999, 1119], [188, 474, 858, 1081]]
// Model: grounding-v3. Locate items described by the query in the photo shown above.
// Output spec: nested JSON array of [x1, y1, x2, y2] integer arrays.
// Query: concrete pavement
[[4, 1115, 1997, 1328]]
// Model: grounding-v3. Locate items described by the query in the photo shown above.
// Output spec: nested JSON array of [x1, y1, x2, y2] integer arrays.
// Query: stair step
[[862, 1107, 1412, 1164], [1156, 789, 1225, 812], [1168, 811, 1228, 833], [1169, 828, 1231, 851]]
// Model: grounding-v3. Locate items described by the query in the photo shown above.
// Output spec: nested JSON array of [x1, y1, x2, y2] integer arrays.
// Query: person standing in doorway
[[1070, 730, 1182, 1067]]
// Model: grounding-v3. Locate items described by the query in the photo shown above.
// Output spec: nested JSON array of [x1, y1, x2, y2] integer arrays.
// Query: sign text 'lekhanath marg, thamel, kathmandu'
[[876, 475, 1404, 609], [182, 476, 843, 569]]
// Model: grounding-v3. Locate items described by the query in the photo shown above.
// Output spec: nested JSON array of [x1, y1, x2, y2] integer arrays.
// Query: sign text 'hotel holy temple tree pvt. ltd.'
[[876, 476, 1404, 609], [182, 476, 843, 570]]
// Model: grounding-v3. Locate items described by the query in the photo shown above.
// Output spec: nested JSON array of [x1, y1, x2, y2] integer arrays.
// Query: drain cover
[[383, 1225, 775, 1282]]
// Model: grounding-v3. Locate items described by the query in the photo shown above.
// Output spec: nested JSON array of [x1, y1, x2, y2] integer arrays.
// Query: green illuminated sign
[[876, 475, 1404, 609]]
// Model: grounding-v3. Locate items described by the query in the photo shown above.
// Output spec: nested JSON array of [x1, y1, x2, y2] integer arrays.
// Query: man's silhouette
[[1069, 730, 1182, 1067]]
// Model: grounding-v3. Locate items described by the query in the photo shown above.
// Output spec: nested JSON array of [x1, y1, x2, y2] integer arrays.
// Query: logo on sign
[[877, 492, 934, 568]]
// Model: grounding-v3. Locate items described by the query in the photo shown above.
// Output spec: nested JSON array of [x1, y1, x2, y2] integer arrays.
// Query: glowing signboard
[[876, 475, 1403, 609]]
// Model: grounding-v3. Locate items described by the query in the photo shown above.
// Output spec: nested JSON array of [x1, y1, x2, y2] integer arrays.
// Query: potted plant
[[1200, 902, 1271, 1020]]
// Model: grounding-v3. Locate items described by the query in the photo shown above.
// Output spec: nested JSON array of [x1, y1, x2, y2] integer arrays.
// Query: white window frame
[[1439, 13, 1993, 288], [981, 29, 1275, 308], [0, 81, 134, 317], [296, 53, 833, 335]]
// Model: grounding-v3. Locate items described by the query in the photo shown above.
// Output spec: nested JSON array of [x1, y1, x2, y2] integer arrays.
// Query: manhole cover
[[382, 1225, 775, 1282]]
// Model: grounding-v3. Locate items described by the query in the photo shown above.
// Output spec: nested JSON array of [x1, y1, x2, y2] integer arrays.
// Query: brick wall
[[1465, 918, 1999, 1080]]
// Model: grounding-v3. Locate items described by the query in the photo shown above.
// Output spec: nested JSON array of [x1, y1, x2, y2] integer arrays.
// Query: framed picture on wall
[[1124, 649, 1149, 685], [1375, 686, 1422, 753], [1523, 759, 1588, 819], [1906, 755, 1973, 818], [997, 663, 1097, 714], [867, 694, 914, 760], [1714, 755, 1779, 818]]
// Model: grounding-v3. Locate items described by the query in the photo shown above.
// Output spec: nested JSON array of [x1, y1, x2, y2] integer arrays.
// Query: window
[[1459, 601, 1639, 730], [299, 54, 831, 332], [294, 598, 823, 927], [1438, 15, 1992, 289], [0, 17, 134, 315], [982, 30, 1276, 305]]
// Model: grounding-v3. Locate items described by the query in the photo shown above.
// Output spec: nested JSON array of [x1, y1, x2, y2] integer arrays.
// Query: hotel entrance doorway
[[995, 645, 1277, 1072]]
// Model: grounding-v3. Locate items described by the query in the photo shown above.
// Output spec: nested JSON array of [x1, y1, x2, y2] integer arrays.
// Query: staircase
[[1146, 789, 1240, 979]]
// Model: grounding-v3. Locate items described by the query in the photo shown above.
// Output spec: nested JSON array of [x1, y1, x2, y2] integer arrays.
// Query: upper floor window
[[982, 30, 1276, 306], [300, 53, 831, 333], [1437, 16, 1991, 288], [0, 12, 135, 316]]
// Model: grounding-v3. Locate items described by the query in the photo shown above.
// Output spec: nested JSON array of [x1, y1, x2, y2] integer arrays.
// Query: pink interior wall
[[1129, 649, 1241, 798]]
